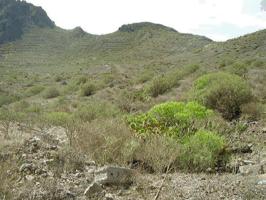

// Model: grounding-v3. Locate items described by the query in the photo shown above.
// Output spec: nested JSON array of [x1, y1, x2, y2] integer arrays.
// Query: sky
[[26, 0, 266, 41]]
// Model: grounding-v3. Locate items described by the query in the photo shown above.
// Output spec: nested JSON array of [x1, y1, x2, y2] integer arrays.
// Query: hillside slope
[[0, 22, 212, 73]]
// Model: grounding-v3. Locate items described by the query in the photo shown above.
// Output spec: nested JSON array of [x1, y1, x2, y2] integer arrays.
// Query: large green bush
[[179, 130, 226, 171], [127, 101, 213, 139], [189, 72, 252, 120]]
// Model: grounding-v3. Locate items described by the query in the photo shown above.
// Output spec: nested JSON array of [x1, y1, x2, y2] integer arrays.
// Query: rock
[[256, 174, 266, 185], [95, 166, 133, 185], [243, 160, 256, 165], [206, 168, 212, 173], [239, 164, 264, 175], [19, 163, 36, 173], [84, 182, 103, 197], [85, 160, 96, 166], [262, 128, 266, 133], [257, 180, 266, 185], [25, 175, 35, 181], [105, 193, 114, 200]]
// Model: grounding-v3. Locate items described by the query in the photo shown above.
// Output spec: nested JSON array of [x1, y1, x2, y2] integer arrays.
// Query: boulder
[[95, 166, 133, 185]]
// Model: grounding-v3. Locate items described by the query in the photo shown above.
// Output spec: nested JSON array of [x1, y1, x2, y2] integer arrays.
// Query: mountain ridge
[[0, 0, 54, 44]]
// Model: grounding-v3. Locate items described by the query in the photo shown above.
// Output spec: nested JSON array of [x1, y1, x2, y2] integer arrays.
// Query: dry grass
[[72, 118, 179, 172]]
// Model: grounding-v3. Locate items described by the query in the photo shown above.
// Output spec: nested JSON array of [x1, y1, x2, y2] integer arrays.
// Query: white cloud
[[26, 0, 266, 41]]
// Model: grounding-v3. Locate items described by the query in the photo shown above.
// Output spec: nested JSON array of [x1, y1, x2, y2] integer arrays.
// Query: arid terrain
[[0, 0, 265, 199]]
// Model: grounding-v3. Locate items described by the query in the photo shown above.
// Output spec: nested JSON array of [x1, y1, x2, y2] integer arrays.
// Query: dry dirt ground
[[0, 124, 265, 200]]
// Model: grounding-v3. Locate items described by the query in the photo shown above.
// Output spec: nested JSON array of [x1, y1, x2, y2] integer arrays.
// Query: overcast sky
[[26, 0, 266, 41]]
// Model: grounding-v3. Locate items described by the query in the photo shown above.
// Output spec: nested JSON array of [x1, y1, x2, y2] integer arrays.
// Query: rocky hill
[[0, 0, 54, 44]]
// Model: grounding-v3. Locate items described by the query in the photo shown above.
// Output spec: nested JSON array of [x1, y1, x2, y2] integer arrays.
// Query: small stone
[[256, 175, 266, 185], [19, 163, 35, 173], [105, 193, 114, 200], [85, 160, 96, 166], [239, 164, 264, 175], [25, 175, 35, 181], [206, 168, 212, 173], [84, 182, 103, 197], [94, 166, 133, 185], [257, 180, 266, 185], [262, 128, 266, 133], [243, 160, 255, 165], [21, 154, 27, 159]]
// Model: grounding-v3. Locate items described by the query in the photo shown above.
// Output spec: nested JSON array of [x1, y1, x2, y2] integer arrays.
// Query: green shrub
[[43, 112, 71, 127], [146, 64, 199, 97], [76, 76, 87, 85], [0, 108, 25, 138], [74, 101, 120, 122], [189, 72, 252, 120], [42, 87, 60, 99], [0, 94, 19, 107], [147, 76, 171, 97], [252, 60, 264, 68], [227, 62, 248, 77], [25, 85, 45, 96], [12, 100, 30, 112], [127, 101, 213, 139], [179, 130, 226, 171], [136, 71, 154, 83], [54, 75, 63, 82], [80, 83, 96, 96]]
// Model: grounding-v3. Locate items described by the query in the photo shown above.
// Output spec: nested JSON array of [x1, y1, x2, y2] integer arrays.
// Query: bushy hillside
[[0, 22, 212, 73]]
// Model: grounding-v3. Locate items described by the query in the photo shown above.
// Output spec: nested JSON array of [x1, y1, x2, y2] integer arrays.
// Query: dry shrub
[[74, 119, 135, 165], [241, 102, 262, 121], [73, 119, 179, 172], [0, 158, 19, 199]]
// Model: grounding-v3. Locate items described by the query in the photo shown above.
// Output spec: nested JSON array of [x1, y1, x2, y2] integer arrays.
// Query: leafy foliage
[[127, 101, 213, 139], [179, 130, 226, 171]]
